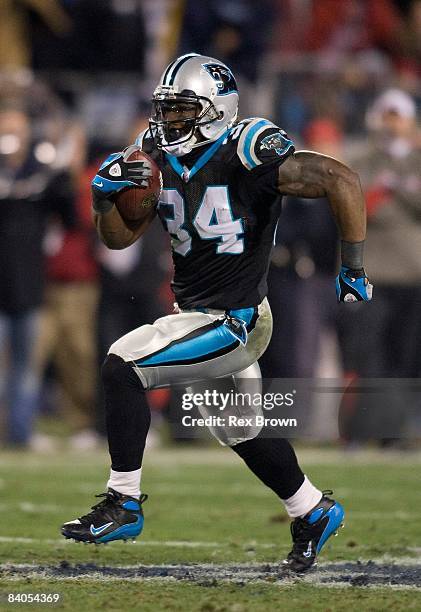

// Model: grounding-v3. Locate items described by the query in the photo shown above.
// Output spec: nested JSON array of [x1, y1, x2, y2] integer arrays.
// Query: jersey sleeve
[[236, 118, 295, 172], [134, 128, 148, 148]]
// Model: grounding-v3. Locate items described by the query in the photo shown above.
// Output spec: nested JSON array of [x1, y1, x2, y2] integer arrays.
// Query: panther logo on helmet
[[202, 63, 238, 96]]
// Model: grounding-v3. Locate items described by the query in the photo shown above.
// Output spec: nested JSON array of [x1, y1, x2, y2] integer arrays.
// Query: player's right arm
[[91, 151, 156, 249], [93, 206, 155, 250]]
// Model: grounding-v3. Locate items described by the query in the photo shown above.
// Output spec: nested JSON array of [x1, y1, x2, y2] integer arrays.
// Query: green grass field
[[1, 446, 421, 611]]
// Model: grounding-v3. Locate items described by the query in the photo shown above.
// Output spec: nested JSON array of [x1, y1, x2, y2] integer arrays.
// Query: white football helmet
[[150, 53, 239, 156]]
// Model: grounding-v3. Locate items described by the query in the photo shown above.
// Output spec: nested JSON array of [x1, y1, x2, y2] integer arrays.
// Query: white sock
[[282, 475, 322, 518], [107, 468, 141, 499]]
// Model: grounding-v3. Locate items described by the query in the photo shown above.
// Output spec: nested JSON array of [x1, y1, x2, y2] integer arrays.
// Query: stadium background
[[0, 1, 421, 610]]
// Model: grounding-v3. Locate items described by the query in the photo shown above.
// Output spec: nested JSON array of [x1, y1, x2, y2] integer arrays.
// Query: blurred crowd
[[0, 0, 420, 450]]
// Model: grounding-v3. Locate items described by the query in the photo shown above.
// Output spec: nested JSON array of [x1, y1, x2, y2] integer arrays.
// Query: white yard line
[[1, 559, 421, 589]]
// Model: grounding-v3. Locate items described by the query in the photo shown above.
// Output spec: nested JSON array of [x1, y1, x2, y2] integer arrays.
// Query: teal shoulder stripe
[[239, 119, 274, 169]]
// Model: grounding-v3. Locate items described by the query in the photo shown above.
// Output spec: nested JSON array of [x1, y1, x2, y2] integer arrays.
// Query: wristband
[[341, 240, 364, 270]]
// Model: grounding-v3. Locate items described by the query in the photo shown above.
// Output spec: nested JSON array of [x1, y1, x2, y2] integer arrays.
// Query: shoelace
[[79, 491, 148, 525], [79, 492, 118, 525]]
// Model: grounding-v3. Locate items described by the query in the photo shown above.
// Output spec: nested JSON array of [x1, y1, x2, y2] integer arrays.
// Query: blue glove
[[336, 266, 373, 302], [91, 145, 153, 213]]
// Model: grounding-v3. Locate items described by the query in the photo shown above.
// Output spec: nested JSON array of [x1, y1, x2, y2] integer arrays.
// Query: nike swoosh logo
[[93, 181, 104, 187], [303, 541, 313, 558], [90, 522, 113, 536]]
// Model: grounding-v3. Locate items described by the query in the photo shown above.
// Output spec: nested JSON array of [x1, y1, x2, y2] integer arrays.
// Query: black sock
[[231, 435, 304, 500], [102, 354, 151, 472]]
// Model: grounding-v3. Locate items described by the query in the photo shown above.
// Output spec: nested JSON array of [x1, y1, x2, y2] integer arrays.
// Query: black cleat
[[282, 490, 344, 574], [61, 488, 148, 544]]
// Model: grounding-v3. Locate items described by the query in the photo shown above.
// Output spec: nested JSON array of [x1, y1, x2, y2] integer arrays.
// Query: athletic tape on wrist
[[341, 240, 364, 270]]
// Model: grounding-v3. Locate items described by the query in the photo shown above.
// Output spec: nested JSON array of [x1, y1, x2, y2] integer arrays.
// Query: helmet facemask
[[150, 89, 221, 156]]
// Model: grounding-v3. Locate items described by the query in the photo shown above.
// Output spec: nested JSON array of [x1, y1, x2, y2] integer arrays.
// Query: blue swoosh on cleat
[[90, 522, 113, 536], [316, 502, 345, 553]]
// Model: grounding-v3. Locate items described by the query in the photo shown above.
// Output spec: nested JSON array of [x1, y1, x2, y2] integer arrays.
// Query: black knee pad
[[101, 354, 144, 390]]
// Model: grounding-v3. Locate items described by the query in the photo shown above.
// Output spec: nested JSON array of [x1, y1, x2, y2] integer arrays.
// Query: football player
[[61, 54, 372, 573]]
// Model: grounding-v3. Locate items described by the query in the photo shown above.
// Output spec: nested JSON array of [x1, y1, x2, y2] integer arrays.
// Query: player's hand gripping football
[[335, 266, 373, 302], [91, 145, 154, 214]]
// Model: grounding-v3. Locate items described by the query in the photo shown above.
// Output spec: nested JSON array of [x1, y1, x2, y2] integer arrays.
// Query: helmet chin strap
[[162, 136, 196, 157], [161, 119, 225, 157], [161, 130, 210, 157]]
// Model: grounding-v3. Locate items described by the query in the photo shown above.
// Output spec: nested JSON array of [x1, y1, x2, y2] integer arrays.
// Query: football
[[114, 149, 162, 222]]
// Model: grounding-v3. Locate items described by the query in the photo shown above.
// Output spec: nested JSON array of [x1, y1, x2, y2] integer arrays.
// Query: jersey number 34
[[158, 187, 244, 256]]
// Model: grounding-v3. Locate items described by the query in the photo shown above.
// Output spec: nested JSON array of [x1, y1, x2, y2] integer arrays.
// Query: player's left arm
[[277, 151, 373, 302]]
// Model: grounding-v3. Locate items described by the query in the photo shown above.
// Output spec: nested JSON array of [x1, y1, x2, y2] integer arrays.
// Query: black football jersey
[[136, 118, 295, 309]]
